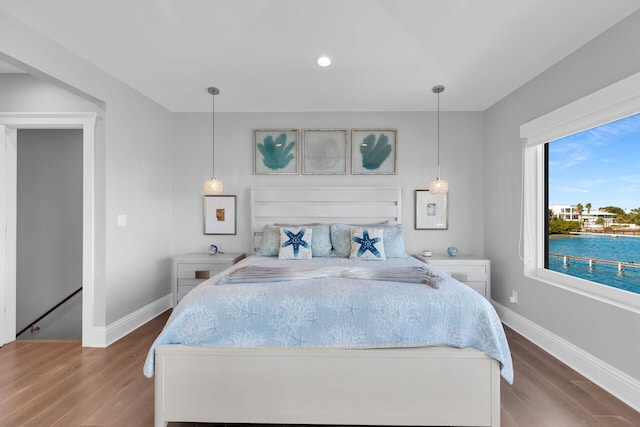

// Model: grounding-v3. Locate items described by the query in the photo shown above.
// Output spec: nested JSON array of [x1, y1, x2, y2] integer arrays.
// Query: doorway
[[16, 129, 82, 340], [0, 113, 98, 347]]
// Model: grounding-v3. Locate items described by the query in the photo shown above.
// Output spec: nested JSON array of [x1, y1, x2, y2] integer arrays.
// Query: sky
[[548, 112, 640, 211]]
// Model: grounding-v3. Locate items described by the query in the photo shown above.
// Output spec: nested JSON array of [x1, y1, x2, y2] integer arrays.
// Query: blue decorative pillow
[[349, 228, 386, 260], [259, 224, 331, 257], [382, 224, 407, 258], [279, 226, 313, 260], [331, 223, 406, 258], [258, 224, 281, 256]]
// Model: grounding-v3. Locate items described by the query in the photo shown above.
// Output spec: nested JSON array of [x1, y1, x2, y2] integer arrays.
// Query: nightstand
[[172, 252, 245, 306], [415, 254, 491, 299]]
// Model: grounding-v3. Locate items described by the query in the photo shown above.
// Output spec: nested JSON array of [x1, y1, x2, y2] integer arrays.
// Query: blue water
[[548, 235, 640, 294]]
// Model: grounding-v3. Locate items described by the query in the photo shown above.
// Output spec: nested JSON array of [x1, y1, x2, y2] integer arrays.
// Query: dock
[[549, 253, 638, 273]]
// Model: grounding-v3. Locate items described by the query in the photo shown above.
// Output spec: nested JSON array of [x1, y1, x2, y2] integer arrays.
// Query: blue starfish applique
[[281, 228, 309, 257], [352, 230, 382, 258]]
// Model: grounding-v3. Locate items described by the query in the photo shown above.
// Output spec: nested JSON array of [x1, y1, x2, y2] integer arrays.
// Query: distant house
[[550, 205, 579, 221], [549, 205, 616, 227]]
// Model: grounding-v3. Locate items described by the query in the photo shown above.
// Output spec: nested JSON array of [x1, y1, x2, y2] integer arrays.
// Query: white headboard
[[251, 187, 402, 251]]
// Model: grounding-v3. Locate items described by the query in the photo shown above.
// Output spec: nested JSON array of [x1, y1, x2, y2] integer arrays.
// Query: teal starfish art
[[352, 230, 382, 258], [281, 228, 309, 257]]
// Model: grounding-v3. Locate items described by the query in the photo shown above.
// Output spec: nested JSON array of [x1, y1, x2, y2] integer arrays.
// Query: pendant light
[[203, 86, 223, 195], [428, 85, 448, 194]]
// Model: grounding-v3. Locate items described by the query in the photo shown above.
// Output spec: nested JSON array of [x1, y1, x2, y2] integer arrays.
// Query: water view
[[548, 235, 640, 295]]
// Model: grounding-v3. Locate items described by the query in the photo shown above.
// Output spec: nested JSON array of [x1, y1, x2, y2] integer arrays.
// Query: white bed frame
[[155, 187, 501, 427]]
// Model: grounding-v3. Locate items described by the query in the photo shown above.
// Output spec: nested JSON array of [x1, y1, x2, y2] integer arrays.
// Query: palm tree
[[585, 203, 592, 229], [575, 203, 584, 223]]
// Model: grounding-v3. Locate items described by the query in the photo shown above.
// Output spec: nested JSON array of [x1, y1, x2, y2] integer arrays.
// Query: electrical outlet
[[509, 290, 518, 304]]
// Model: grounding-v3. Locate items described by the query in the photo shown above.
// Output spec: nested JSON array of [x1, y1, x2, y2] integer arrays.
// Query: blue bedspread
[[144, 256, 513, 382]]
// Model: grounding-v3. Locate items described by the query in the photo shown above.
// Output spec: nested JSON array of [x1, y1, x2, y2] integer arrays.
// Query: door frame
[[0, 112, 97, 346]]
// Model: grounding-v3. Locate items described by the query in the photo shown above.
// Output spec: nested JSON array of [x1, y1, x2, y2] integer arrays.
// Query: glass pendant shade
[[428, 178, 448, 194], [204, 178, 223, 195]]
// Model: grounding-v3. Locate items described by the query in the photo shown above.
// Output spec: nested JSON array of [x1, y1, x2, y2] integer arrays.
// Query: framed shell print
[[302, 129, 348, 174]]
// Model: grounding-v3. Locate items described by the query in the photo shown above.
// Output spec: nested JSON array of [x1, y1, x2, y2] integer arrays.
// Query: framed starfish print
[[415, 190, 448, 230], [254, 129, 299, 174], [204, 195, 237, 235]]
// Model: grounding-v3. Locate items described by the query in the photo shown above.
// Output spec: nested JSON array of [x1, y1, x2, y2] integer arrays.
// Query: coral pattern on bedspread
[[144, 256, 513, 382]]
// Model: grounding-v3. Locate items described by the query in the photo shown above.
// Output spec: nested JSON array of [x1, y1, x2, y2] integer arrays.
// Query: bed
[[146, 187, 513, 427]]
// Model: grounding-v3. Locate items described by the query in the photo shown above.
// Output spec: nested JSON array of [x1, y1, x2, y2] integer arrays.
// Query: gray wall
[[484, 10, 640, 381], [1, 4, 175, 327], [16, 129, 82, 339], [171, 111, 485, 257]]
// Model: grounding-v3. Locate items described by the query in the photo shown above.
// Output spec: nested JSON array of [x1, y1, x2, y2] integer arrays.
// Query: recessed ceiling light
[[316, 56, 332, 67]]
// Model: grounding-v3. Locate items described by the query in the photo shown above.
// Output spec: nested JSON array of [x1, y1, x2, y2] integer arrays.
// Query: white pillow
[[349, 227, 386, 260], [279, 226, 313, 260]]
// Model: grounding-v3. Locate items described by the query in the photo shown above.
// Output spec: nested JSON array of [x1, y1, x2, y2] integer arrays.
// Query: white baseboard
[[493, 301, 640, 412], [86, 294, 172, 348]]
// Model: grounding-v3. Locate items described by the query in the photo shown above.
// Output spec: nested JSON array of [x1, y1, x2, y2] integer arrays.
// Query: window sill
[[526, 268, 640, 314]]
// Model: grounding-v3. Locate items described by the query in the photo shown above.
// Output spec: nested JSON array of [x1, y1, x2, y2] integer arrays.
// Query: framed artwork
[[204, 195, 237, 235], [254, 129, 298, 174], [415, 190, 448, 230], [351, 128, 397, 174], [302, 129, 348, 174]]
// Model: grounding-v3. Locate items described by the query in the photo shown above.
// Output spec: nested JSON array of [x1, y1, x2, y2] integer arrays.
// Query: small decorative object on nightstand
[[208, 244, 218, 255], [172, 252, 245, 306], [415, 254, 491, 299], [447, 246, 458, 256]]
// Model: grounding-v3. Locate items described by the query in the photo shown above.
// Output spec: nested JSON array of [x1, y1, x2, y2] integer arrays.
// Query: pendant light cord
[[208, 86, 219, 178], [211, 89, 215, 178], [436, 90, 440, 179]]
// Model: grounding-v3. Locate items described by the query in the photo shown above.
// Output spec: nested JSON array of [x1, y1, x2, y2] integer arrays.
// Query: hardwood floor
[[0, 310, 638, 427]]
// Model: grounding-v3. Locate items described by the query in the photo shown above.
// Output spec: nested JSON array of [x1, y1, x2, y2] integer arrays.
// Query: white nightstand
[[172, 252, 245, 306], [415, 254, 491, 299]]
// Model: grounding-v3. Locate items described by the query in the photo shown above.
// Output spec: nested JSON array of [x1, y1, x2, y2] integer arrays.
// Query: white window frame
[[520, 72, 640, 315]]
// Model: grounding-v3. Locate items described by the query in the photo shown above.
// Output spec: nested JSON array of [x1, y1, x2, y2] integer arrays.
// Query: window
[[520, 72, 640, 314], [546, 114, 640, 296]]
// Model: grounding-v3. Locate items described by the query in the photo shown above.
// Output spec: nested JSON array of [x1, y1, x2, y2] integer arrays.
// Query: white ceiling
[[1, 0, 639, 112]]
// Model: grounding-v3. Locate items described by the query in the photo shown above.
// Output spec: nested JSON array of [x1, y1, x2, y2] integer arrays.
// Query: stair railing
[[16, 286, 83, 338]]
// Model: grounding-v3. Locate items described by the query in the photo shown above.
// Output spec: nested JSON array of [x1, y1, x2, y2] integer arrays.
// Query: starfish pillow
[[349, 227, 386, 260], [279, 226, 313, 260]]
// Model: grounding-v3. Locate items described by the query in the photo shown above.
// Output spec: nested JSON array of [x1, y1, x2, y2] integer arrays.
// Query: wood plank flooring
[[0, 310, 638, 427]]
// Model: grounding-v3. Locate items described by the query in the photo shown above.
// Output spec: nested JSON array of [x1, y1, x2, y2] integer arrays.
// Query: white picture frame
[[204, 195, 237, 235], [415, 190, 448, 230]]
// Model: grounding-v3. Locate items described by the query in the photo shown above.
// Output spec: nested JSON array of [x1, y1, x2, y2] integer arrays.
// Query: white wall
[[171, 111, 485, 257], [16, 129, 82, 339], [484, 10, 640, 382]]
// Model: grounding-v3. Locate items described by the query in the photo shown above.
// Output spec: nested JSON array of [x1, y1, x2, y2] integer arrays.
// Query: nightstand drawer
[[415, 254, 491, 300], [177, 278, 207, 287], [465, 281, 487, 295], [177, 285, 197, 302], [172, 252, 245, 306], [177, 263, 228, 279], [435, 266, 486, 282]]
